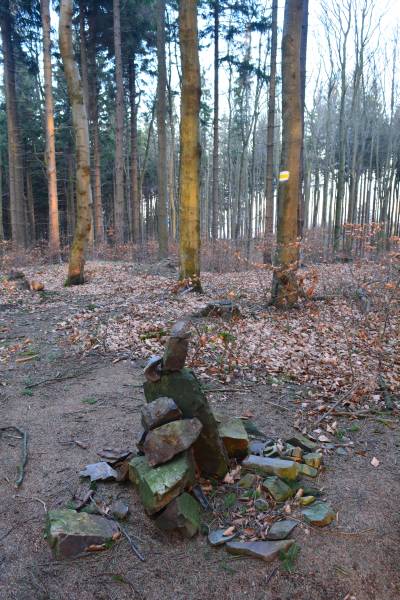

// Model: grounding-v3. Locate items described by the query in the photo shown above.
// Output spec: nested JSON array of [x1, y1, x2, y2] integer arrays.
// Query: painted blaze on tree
[[271, 0, 306, 308]]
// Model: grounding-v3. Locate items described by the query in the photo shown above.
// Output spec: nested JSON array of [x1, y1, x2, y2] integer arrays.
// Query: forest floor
[[0, 258, 399, 600]]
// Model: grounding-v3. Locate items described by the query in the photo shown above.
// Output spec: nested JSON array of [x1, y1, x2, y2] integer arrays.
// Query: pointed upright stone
[[128, 452, 195, 515], [162, 320, 191, 371], [143, 418, 203, 467], [143, 368, 229, 478]]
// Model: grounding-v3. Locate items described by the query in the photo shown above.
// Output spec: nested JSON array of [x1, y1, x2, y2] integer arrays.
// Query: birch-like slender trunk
[[41, 0, 60, 257], [156, 0, 169, 258], [113, 0, 125, 244]]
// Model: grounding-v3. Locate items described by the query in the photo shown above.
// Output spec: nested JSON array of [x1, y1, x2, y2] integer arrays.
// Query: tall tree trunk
[[178, 0, 201, 291], [41, 0, 60, 258], [271, 0, 306, 308], [60, 0, 92, 285], [156, 0, 169, 258], [87, 4, 104, 244], [211, 0, 219, 240], [0, 149, 4, 241], [26, 169, 35, 244], [297, 0, 309, 238], [263, 0, 278, 262], [129, 57, 140, 244], [0, 2, 26, 248], [113, 0, 125, 244]]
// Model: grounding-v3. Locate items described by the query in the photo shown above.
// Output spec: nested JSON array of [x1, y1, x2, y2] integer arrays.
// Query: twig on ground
[[118, 524, 146, 562], [265, 566, 278, 585], [25, 365, 102, 389], [14, 494, 47, 512], [0, 426, 28, 487]]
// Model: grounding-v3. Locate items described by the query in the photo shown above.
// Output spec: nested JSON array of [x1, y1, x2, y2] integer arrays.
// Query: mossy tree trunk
[[178, 0, 202, 291], [271, 0, 306, 308], [59, 0, 92, 285]]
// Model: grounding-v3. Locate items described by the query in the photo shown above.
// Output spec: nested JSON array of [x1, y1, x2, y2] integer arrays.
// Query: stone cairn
[[46, 317, 335, 561]]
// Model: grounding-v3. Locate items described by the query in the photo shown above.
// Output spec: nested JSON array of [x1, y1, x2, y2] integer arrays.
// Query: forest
[[0, 1, 399, 599]]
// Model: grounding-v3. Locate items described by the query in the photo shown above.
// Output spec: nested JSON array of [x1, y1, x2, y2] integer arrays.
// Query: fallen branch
[[0, 426, 28, 487], [118, 524, 145, 562], [313, 385, 359, 427], [25, 364, 103, 389]]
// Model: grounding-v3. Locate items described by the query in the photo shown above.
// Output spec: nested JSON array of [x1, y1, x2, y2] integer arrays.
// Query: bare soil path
[[0, 266, 399, 600]]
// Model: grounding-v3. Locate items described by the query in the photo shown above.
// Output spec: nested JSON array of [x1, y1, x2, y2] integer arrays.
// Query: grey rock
[[144, 355, 163, 382], [242, 455, 300, 480], [110, 501, 129, 520], [143, 418, 203, 467], [141, 397, 182, 431], [208, 528, 237, 546], [301, 501, 336, 526], [226, 539, 294, 562], [79, 462, 118, 482], [266, 520, 297, 540]]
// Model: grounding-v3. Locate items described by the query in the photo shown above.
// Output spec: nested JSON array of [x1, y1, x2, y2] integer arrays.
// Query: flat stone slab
[[141, 397, 182, 431], [242, 455, 299, 480], [286, 434, 317, 452], [208, 528, 237, 546], [128, 452, 195, 515], [155, 492, 201, 538], [263, 476, 294, 502], [301, 501, 336, 526], [218, 417, 249, 459], [266, 520, 297, 540], [144, 369, 228, 478], [79, 462, 118, 482], [226, 539, 294, 562], [143, 418, 202, 467], [45, 509, 120, 558]]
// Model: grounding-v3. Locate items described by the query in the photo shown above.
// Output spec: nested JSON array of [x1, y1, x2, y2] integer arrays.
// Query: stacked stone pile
[[129, 320, 251, 537]]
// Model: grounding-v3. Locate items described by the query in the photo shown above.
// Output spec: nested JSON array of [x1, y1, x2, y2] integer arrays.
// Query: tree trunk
[[129, 57, 140, 244], [263, 0, 278, 262], [297, 0, 309, 238], [178, 0, 201, 291], [0, 2, 26, 248], [41, 0, 60, 258], [211, 0, 219, 240], [87, 3, 104, 244], [0, 149, 4, 241], [113, 0, 125, 244], [271, 0, 306, 308], [59, 0, 92, 285], [156, 0, 169, 258]]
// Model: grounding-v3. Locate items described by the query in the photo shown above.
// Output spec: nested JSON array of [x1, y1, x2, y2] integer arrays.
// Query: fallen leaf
[[223, 526, 235, 536], [371, 457, 380, 467]]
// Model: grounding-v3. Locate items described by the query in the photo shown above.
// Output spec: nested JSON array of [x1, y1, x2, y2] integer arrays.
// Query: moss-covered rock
[[128, 452, 195, 515], [154, 492, 201, 538], [242, 455, 299, 480], [218, 416, 249, 459], [45, 509, 120, 558]]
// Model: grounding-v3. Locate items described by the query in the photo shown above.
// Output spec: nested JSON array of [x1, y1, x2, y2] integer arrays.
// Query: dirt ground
[[1, 262, 399, 600]]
